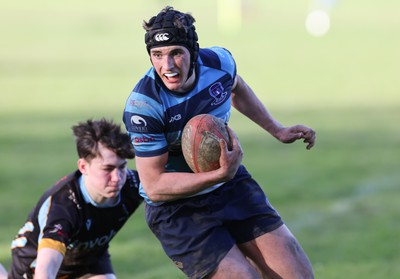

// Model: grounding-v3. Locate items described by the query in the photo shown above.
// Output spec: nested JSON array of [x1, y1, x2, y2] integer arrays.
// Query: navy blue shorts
[[145, 170, 283, 279]]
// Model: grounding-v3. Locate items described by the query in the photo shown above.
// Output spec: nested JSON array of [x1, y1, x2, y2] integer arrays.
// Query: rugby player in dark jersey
[[6, 118, 142, 279]]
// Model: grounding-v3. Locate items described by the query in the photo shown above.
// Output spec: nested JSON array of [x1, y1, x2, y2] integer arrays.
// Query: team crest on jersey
[[209, 82, 227, 105]]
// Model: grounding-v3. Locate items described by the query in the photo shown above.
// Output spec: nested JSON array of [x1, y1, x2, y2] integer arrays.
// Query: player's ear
[[77, 158, 88, 174]]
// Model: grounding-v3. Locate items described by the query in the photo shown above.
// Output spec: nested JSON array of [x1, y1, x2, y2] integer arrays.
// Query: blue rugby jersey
[[123, 47, 237, 205]]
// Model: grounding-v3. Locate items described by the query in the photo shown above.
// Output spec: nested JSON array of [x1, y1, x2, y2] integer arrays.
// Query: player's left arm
[[231, 74, 316, 150]]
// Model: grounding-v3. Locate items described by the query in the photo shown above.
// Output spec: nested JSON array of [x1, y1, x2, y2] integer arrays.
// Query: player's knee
[[286, 236, 314, 279], [299, 259, 314, 279], [206, 258, 260, 279]]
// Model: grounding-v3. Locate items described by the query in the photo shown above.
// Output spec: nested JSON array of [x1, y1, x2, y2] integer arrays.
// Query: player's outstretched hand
[[275, 125, 316, 150], [218, 126, 243, 181]]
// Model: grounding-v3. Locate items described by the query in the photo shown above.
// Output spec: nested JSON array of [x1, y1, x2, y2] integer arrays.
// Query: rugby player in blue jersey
[[123, 6, 316, 279], [6, 119, 142, 279]]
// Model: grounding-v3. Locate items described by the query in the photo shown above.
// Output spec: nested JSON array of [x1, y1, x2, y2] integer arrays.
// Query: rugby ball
[[181, 114, 232, 173]]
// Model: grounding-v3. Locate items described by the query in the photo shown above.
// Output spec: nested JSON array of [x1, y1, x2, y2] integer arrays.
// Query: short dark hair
[[72, 118, 134, 161]]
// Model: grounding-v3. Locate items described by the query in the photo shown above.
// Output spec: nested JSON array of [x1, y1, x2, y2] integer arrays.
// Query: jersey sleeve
[[38, 238, 66, 256], [209, 47, 237, 81], [123, 70, 169, 157], [37, 195, 79, 253]]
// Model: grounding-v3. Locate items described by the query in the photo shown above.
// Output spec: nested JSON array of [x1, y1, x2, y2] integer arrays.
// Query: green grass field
[[1, 0, 399, 278]]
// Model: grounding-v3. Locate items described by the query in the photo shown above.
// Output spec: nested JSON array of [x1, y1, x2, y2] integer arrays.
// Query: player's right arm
[[31, 191, 72, 279], [136, 127, 242, 203], [34, 246, 64, 279]]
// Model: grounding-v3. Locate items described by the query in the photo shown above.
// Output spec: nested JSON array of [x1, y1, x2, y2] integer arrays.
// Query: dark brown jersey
[[9, 169, 142, 278]]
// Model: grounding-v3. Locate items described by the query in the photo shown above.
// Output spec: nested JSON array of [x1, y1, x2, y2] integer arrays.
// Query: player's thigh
[[238, 224, 313, 279], [206, 245, 260, 279]]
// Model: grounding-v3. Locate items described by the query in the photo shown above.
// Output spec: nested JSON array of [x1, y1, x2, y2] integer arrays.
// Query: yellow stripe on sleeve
[[38, 238, 67, 256]]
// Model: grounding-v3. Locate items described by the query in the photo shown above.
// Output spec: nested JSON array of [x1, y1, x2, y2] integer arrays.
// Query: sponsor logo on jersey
[[133, 136, 156, 144], [68, 229, 117, 250], [49, 224, 67, 237], [169, 114, 182, 123], [209, 82, 227, 105], [129, 99, 151, 109], [131, 115, 148, 132]]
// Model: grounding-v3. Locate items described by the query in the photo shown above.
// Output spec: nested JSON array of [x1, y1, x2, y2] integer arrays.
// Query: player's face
[[150, 45, 194, 92], [78, 143, 128, 204]]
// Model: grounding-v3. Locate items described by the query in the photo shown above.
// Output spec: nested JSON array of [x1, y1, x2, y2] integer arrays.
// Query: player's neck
[[180, 69, 196, 92]]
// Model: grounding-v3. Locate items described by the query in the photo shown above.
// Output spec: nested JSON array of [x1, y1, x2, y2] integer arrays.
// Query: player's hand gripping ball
[[182, 114, 232, 173]]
